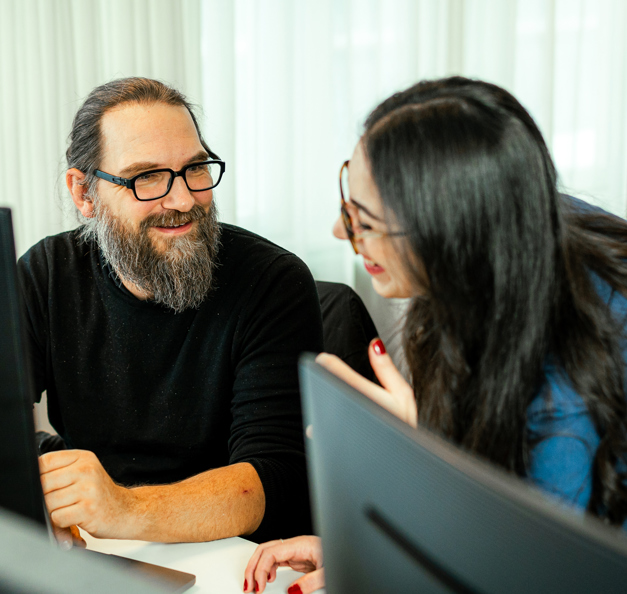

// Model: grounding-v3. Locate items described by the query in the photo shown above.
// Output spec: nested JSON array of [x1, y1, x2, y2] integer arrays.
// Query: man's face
[[83, 101, 221, 312], [96, 101, 214, 252]]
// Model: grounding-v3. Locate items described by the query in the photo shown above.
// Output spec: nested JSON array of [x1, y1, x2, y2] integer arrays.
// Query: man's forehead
[[99, 102, 205, 171]]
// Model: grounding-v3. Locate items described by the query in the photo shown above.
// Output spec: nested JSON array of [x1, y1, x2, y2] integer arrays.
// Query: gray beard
[[79, 199, 221, 313]]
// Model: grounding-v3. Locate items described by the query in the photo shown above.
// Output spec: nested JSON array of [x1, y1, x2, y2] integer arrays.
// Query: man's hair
[[66, 77, 215, 197]]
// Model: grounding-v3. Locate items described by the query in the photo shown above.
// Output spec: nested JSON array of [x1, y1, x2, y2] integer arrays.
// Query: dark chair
[[316, 281, 379, 383]]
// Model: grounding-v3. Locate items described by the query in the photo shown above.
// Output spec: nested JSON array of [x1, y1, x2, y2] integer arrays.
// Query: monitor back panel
[[0, 208, 47, 527], [299, 356, 627, 594]]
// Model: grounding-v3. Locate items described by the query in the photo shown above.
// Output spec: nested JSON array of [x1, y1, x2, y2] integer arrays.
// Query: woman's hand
[[316, 338, 418, 428], [243, 535, 324, 594]]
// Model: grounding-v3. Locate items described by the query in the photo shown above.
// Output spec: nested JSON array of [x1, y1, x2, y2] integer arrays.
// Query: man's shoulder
[[21, 227, 89, 258], [218, 223, 305, 271], [219, 223, 290, 253], [19, 228, 92, 276], [214, 223, 317, 303]]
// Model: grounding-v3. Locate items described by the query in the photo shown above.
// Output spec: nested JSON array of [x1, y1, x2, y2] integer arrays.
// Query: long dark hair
[[362, 77, 627, 524]]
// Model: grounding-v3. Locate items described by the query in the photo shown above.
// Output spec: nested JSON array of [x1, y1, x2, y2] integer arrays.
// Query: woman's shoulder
[[528, 366, 590, 422]]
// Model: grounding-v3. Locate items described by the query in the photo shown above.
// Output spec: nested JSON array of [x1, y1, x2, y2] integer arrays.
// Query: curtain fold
[[197, 0, 627, 356], [0, 0, 202, 257]]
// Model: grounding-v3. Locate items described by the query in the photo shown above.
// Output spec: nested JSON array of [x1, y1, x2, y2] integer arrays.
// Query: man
[[18, 77, 323, 545]]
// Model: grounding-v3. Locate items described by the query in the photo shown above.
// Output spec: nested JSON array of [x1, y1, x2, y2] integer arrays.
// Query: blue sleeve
[[526, 370, 600, 511], [526, 274, 627, 512]]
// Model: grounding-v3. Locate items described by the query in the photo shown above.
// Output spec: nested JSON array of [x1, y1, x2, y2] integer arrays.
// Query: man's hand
[[244, 535, 324, 594], [316, 338, 418, 428], [39, 450, 139, 539]]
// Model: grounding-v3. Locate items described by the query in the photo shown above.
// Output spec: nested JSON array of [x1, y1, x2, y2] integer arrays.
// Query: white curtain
[[3, 0, 627, 362], [200, 0, 627, 360], [0, 0, 202, 257]]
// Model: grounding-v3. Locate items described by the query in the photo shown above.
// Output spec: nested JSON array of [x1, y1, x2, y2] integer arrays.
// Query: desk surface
[[83, 531, 324, 594]]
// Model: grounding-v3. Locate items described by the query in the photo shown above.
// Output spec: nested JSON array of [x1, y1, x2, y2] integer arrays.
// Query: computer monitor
[[299, 354, 627, 593], [0, 207, 47, 527]]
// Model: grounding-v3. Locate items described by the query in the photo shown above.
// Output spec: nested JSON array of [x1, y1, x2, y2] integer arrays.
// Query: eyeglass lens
[[135, 163, 220, 200]]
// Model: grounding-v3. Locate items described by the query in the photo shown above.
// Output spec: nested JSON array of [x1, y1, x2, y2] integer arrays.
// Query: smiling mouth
[[153, 221, 194, 233], [364, 257, 385, 275], [157, 222, 188, 228]]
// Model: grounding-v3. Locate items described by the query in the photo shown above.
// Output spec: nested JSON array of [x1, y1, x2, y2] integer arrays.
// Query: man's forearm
[[126, 462, 266, 542]]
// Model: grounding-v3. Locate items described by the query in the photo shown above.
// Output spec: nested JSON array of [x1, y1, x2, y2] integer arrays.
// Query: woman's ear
[[66, 168, 95, 218]]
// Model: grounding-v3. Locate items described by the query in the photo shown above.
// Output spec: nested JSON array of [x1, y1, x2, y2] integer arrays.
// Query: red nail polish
[[255, 584, 260, 593], [243, 579, 248, 591], [288, 585, 303, 594], [373, 338, 386, 355]]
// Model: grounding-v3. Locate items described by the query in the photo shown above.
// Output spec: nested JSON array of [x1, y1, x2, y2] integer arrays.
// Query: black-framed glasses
[[94, 160, 226, 201], [339, 160, 406, 254]]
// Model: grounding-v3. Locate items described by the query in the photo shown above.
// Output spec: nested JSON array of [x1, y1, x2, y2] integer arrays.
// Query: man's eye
[[357, 221, 373, 232], [135, 171, 167, 187], [187, 164, 209, 175]]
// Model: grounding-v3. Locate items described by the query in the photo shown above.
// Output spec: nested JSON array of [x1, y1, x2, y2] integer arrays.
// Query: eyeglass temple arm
[[94, 170, 133, 189]]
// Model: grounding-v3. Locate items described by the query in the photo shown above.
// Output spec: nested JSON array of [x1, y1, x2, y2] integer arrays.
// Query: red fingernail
[[243, 579, 248, 591], [255, 584, 260, 593], [288, 585, 302, 594], [373, 338, 386, 355]]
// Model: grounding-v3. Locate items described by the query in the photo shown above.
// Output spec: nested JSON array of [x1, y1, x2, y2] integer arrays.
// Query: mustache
[[140, 204, 209, 232]]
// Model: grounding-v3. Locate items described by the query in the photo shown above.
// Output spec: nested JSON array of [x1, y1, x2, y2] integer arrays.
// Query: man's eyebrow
[[118, 162, 160, 178], [118, 151, 210, 178], [185, 150, 210, 164], [350, 198, 384, 222]]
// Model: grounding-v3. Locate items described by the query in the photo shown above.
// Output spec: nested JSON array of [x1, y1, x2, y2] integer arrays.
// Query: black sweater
[[17, 223, 324, 542]]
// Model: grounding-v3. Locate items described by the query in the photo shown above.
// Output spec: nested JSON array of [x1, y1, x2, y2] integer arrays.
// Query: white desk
[[83, 531, 324, 593]]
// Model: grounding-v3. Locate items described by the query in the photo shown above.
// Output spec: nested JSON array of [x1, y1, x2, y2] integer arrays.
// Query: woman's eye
[[358, 222, 373, 232]]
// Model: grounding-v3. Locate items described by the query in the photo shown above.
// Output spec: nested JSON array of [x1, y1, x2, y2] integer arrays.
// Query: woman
[[243, 77, 627, 594]]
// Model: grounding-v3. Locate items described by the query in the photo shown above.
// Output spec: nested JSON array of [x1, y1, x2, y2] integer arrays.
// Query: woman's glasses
[[339, 160, 406, 254]]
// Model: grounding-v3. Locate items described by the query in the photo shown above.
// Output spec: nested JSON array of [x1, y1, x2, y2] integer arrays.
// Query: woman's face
[[333, 141, 417, 299]]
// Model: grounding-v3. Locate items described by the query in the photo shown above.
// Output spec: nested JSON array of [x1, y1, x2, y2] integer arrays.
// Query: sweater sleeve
[[226, 253, 323, 542]]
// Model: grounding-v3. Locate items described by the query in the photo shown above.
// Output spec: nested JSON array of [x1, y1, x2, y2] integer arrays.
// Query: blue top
[[526, 269, 627, 517]]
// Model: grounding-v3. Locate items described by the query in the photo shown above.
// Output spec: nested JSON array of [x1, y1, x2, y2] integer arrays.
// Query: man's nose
[[161, 176, 195, 212], [333, 215, 348, 240]]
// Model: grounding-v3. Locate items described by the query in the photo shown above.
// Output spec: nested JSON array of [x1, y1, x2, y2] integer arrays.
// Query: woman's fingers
[[243, 540, 282, 592], [368, 339, 411, 393], [287, 568, 326, 594], [244, 536, 323, 593], [315, 353, 388, 400], [317, 349, 418, 427], [368, 339, 418, 427]]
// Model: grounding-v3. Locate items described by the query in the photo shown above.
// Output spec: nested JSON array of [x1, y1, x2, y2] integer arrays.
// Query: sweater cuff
[[245, 456, 312, 543]]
